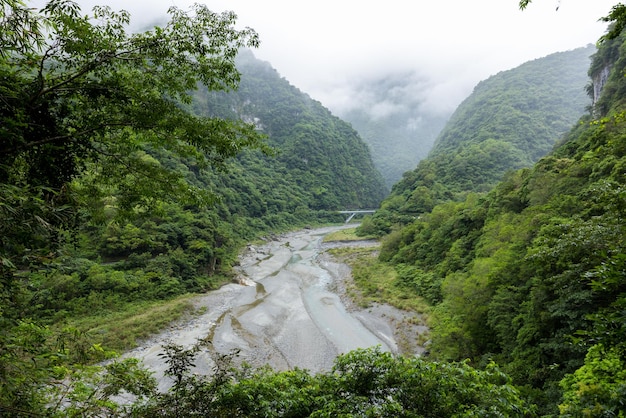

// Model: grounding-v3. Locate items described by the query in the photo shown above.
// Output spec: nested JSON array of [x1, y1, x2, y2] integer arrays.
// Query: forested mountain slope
[[367, 33, 626, 415], [365, 46, 594, 232], [194, 49, 388, 210], [7, 49, 388, 336], [3, 0, 626, 415]]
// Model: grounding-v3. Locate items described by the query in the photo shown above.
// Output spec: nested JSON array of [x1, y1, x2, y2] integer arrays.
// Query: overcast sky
[[63, 0, 616, 116]]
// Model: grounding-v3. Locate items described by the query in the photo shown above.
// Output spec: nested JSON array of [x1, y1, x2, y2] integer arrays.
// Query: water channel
[[123, 225, 421, 391]]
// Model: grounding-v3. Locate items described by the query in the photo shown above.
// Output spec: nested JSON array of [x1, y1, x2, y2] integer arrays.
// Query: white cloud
[[45, 0, 616, 115]]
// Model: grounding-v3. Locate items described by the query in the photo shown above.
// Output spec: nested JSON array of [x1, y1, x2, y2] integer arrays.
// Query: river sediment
[[122, 225, 427, 391]]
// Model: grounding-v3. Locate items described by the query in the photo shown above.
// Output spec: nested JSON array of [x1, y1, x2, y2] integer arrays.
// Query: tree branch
[[0, 120, 151, 156]]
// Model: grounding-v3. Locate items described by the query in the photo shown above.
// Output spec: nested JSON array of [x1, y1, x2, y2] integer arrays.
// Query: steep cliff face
[[587, 31, 626, 116], [591, 63, 611, 104]]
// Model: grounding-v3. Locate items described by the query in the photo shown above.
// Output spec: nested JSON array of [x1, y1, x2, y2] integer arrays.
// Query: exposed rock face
[[234, 274, 256, 286], [592, 64, 611, 105]]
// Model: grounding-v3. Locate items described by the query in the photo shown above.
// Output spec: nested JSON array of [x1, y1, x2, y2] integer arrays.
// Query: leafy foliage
[[371, 27, 626, 416], [136, 346, 534, 417], [0, 1, 388, 415], [195, 50, 388, 210], [364, 46, 594, 235], [559, 344, 626, 416], [4, 0, 626, 416], [0, 0, 262, 414], [0, 0, 264, 291]]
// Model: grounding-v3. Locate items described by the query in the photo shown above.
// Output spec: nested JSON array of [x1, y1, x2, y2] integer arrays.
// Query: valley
[[2, 1, 625, 415]]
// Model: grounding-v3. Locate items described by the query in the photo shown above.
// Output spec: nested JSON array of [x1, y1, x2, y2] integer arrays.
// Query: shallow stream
[[122, 225, 402, 391]]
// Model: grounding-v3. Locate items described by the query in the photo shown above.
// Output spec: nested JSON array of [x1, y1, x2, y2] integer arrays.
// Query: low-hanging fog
[[43, 0, 616, 184]]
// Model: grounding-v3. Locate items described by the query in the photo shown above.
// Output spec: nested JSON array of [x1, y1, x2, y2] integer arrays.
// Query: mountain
[[334, 72, 451, 188], [194, 50, 389, 209], [363, 45, 595, 232], [7, 50, 388, 355], [364, 35, 626, 414], [4, 1, 626, 414], [430, 46, 595, 161]]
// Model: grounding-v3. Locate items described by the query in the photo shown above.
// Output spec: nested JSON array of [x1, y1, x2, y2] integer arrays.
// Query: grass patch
[[63, 294, 199, 353], [323, 228, 376, 242], [328, 246, 430, 316]]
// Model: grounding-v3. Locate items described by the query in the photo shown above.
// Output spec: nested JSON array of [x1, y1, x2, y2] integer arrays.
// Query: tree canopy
[[134, 345, 534, 417], [365, 22, 626, 416], [0, 1, 265, 413], [0, 0, 265, 275], [359, 46, 593, 236], [1, 2, 389, 414], [1, 0, 263, 194], [4, 0, 626, 416]]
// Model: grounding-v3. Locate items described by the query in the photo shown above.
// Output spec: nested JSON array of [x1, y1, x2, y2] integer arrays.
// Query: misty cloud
[[313, 69, 468, 123], [38, 0, 615, 120]]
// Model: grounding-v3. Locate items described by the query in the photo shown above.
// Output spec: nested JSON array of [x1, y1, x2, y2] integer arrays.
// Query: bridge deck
[[338, 210, 376, 223]]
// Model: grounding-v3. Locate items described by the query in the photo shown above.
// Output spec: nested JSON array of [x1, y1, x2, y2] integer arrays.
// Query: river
[[122, 225, 426, 391]]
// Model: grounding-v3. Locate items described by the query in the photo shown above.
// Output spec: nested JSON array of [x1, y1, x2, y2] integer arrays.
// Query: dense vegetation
[[2, 0, 626, 415], [0, 0, 386, 325], [363, 46, 594, 235], [132, 345, 533, 417], [360, 21, 626, 417], [0, 1, 386, 415], [195, 49, 388, 210]]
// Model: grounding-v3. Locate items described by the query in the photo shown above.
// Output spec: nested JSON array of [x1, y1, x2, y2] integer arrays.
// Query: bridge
[[338, 209, 376, 223]]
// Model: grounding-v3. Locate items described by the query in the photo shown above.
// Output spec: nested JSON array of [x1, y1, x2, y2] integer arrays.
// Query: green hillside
[[430, 46, 594, 160], [365, 31, 626, 415], [194, 49, 388, 210], [1, 31, 386, 340], [3, 0, 626, 416], [0, 3, 386, 414], [364, 46, 594, 233]]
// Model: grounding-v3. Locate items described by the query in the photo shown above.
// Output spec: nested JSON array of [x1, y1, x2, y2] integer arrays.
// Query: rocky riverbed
[[121, 225, 427, 391]]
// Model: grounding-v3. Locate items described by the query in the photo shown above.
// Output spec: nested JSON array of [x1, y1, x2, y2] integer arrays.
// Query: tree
[[0, 0, 45, 55], [1, 0, 264, 196], [138, 346, 535, 417], [518, 0, 625, 43], [559, 344, 626, 417], [0, 1, 265, 414], [1, 0, 265, 289]]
